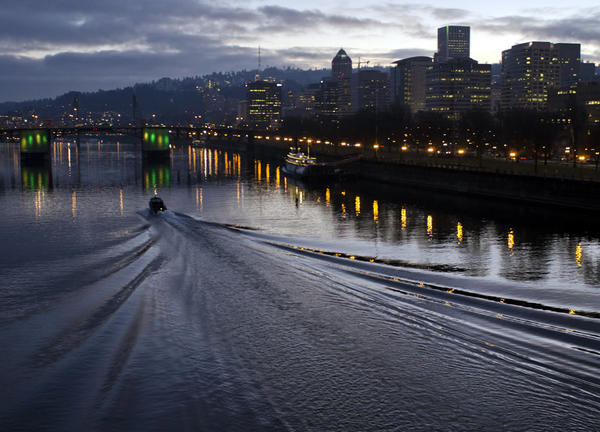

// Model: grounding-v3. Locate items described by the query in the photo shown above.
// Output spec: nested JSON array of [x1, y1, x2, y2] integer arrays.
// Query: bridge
[[0, 125, 261, 159]]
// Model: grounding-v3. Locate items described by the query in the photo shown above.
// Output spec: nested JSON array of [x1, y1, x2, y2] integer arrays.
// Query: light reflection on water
[[1, 138, 600, 293]]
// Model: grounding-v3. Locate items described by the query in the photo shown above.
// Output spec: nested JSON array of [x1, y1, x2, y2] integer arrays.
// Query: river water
[[0, 137, 599, 431]]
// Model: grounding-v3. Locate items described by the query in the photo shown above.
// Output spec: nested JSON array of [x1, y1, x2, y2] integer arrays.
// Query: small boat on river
[[149, 188, 167, 214]]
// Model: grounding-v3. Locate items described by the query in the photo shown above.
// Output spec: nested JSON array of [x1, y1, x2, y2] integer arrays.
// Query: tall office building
[[426, 58, 491, 120], [332, 49, 353, 117], [314, 78, 340, 120], [245, 80, 282, 129], [556, 43, 581, 87], [550, 81, 600, 128], [391, 56, 432, 113], [580, 62, 597, 82], [436, 26, 470, 62], [332, 49, 352, 79], [501, 42, 579, 111], [352, 69, 390, 113]]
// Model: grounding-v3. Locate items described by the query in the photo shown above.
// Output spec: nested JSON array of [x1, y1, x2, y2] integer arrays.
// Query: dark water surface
[[0, 138, 599, 431]]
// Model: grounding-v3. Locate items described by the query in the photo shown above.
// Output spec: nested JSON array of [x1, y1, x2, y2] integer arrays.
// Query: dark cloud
[[371, 3, 470, 34], [0, 46, 260, 101], [429, 7, 470, 21], [257, 5, 386, 29], [478, 10, 600, 44], [0, 1, 598, 102], [0, 1, 402, 101], [384, 48, 433, 60]]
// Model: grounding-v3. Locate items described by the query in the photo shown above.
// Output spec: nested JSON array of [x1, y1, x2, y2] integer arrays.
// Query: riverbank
[[222, 136, 600, 212]]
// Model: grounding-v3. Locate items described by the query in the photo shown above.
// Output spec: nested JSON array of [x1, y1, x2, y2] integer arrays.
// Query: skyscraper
[[245, 80, 282, 129], [352, 69, 389, 113], [332, 49, 352, 79], [391, 56, 432, 113], [314, 78, 339, 120], [556, 43, 581, 87], [580, 62, 597, 82], [436, 26, 470, 63], [500, 42, 579, 111], [426, 58, 491, 120], [332, 49, 353, 116]]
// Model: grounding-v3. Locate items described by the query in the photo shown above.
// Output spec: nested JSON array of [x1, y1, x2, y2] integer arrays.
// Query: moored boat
[[283, 147, 318, 177], [282, 146, 361, 180]]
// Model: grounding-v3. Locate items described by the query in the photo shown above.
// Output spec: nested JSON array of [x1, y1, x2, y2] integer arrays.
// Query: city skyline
[[1, 0, 599, 102]]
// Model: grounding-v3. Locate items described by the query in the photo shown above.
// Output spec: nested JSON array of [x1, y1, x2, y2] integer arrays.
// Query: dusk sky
[[1, 0, 599, 102]]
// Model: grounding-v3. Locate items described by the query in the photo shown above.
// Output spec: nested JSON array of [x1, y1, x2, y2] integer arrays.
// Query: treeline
[[280, 104, 600, 163], [0, 66, 330, 123]]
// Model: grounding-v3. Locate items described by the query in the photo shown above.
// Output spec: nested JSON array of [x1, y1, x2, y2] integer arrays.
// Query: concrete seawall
[[206, 137, 600, 212], [358, 160, 600, 212]]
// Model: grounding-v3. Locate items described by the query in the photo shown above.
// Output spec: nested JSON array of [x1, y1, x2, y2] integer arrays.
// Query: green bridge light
[[21, 130, 50, 154], [142, 128, 171, 152]]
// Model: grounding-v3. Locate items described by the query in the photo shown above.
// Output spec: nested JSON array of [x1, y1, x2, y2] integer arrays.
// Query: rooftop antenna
[[255, 46, 261, 81], [132, 93, 137, 125]]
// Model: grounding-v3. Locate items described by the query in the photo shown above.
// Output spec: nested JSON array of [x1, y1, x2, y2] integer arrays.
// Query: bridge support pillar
[[20, 129, 51, 161]]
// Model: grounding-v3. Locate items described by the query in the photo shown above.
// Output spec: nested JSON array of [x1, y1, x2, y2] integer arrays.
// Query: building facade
[[501, 42, 581, 111], [314, 78, 339, 120], [550, 81, 600, 127], [391, 56, 432, 113], [556, 43, 581, 87], [332, 49, 353, 117], [426, 58, 491, 120], [245, 80, 282, 129], [580, 62, 597, 82], [436, 26, 470, 63], [352, 69, 390, 113]]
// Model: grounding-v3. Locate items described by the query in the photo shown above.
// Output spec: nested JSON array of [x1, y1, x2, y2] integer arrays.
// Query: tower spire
[[255, 46, 261, 81]]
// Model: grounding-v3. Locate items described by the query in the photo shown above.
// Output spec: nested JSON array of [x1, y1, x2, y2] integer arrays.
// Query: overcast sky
[[1, 0, 599, 102]]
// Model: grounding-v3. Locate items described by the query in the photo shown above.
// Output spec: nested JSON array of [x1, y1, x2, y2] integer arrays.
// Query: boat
[[149, 188, 167, 214], [191, 136, 206, 147], [282, 146, 361, 180], [283, 146, 318, 177]]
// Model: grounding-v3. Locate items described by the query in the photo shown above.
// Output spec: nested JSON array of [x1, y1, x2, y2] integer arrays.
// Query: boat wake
[[1, 211, 599, 431]]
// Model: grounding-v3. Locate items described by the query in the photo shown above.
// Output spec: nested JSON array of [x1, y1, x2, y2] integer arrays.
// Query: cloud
[[0, 1, 598, 102], [0, 45, 260, 101], [477, 10, 600, 44], [384, 48, 433, 60], [0, 1, 403, 101]]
